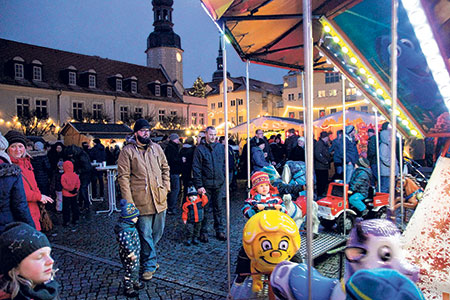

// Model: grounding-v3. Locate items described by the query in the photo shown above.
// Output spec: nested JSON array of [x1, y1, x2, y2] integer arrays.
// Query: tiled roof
[[206, 76, 283, 96], [0, 38, 183, 103], [62, 122, 133, 135]]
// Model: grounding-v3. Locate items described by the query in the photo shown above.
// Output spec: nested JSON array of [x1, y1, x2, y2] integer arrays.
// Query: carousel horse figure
[[242, 210, 301, 293], [270, 218, 420, 300], [393, 175, 424, 211]]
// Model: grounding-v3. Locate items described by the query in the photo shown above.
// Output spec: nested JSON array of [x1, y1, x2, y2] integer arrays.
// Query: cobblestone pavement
[[46, 180, 344, 299]]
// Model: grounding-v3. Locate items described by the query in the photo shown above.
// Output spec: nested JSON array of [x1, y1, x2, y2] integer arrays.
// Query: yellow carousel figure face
[[242, 210, 301, 272]]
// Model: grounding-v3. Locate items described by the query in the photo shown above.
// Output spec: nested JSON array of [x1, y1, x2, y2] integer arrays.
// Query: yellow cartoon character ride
[[242, 210, 301, 293]]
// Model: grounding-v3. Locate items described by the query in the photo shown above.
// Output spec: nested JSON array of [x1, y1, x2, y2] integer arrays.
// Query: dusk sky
[[0, 0, 287, 87]]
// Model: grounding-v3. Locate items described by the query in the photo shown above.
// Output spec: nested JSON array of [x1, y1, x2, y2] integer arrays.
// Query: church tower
[[146, 0, 183, 91], [212, 37, 230, 82]]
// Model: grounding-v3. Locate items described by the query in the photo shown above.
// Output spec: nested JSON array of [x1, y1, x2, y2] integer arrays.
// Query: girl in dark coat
[[0, 133, 34, 233]]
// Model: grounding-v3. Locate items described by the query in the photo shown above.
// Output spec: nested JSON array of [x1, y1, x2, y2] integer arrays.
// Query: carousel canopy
[[201, 0, 450, 138], [229, 116, 303, 135]]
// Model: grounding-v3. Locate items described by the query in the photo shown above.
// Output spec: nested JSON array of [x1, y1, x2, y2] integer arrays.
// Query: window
[[231, 100, 235, 106], [131, 81, 137, 93], [330, 108, 337, 114], [120, 106, 129, 121], [134, 107, 143, 119], [227, 86, 233, 93], [319, 109, 326, 117], [155, 85, 161, 96], [262, 98, 268, 111], [329, 89, 337, 96], [238, 99, 243, 106], [288, 112, 295, 118], [218, 102, 223, 108], [116, 79, 122, 91], [14, 63, 24, 79], [167, 87, 172, 98], [16, 98, 29, 117], [360, 106, 368, 113], [348, 107, 356, 111], [211, 103, 216, 110], [158, 109, 165, 121], [192, 112, 197, 125], [318, 90, 326, 97], [325, 72, 340, 84], [288, 93, 294, 101], [69, 72, 76, 86], [170, 111, 177, 116], [33, 66, 42, 81], [238, 116, 243, 123], [298, 93, 303, 100], [93, 103, 103, 120], [88, 75, 96, 88], [219, 118, 223, 124], [35, 99, 47, 118], [199, 113, 205, 125], [346, 88, 357, 95], [212, 119, 216, 126], [72, 102, 83, 121]]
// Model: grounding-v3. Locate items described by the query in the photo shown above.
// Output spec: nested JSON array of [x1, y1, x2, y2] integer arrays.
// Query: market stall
[[229, 116, 303, 138]]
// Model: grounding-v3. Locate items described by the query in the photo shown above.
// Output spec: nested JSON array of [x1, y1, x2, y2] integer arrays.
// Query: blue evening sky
[[0, 0, 287, 87]]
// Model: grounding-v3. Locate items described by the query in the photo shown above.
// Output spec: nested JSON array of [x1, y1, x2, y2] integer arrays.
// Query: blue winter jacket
[[0, 162, 35, 233], [345, 137, 359, 165], [349, 167, 372, 198]]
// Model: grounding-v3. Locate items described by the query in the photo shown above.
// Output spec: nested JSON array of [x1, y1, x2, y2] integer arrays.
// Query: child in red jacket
[[181, 186, 208, 246], [61, 160, 80, 227]]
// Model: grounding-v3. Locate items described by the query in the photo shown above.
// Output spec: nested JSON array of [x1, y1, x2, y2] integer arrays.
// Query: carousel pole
[[302, 0, 314, 298], [342, 75, 347, 236], [399, 134, 404, 226], [302, 71, 306, 136], [374, 109, 382, 193], [389, 0, 399, 209], [246, 61, 251, 194], [221, 25, 231, 295]]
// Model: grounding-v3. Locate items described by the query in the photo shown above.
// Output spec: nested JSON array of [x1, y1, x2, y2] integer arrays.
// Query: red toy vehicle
[[316, 182, 389, 233]]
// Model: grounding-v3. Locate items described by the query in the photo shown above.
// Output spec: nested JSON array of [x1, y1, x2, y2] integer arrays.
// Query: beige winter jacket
[[117, 137, 170, 215]]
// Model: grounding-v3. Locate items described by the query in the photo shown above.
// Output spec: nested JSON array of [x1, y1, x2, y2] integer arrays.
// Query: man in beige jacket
[[117, 119, 170, 281]]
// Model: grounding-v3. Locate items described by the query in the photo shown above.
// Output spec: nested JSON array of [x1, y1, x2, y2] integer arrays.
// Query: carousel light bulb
[[368, 78, 375, 85], [385, 99, 392, 105], [333, 36, 340, 43], [376, 88, 383, 95], [350, 57, 357, 64], [0, 119, 3, 124], [359, 68, 366, 74], [356, 90, 362, 96], [342, 47, 348, 53], [411, 129, 418, 136], [372, 107, 378, 112], [402, 119, 409, 126], [395, 109, 401, 116], [324, 26, 331, 33]]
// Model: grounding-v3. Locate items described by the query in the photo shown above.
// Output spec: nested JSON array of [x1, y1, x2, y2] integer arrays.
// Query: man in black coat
[[367, 128, 378, 185], [164, 133, 182, 215], [180, 137, 196, 197], [314, 131, 331, 196], [89, 138, 106, 198], [192, 126, 226, 242]]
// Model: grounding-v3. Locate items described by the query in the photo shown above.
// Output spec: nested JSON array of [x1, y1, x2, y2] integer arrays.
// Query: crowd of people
[[0, 117, 442, 298]]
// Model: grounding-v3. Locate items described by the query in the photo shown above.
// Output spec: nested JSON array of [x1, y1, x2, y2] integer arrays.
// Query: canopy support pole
[[389, 0, 399, 209], [221, 26, 231, 295], [375, 110, 381, 193], [246, 61, 251, 193], [342, 75, 347, 236], [302, 0, 314, 299], [399, 134, 404, 227]]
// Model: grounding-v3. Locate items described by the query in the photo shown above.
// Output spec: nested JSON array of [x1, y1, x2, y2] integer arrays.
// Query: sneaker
[[133, 281, 145, 290], [142, 264, 159, 281], [235, 275, 247, 286], [124, 286, 138, 297]]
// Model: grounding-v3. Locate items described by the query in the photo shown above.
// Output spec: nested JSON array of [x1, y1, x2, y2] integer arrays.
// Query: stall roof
[[61, 122, 133, 139], [201, 0, 450, 137]]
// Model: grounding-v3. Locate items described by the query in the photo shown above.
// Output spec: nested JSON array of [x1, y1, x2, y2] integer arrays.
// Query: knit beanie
[[0, 132, 11, 163], [34, 141, 44, 151], [346, 125, 355, 135], [133, 119, 150, 133], [187, 186, 197, 197], [0, 222, 51, 275], [260, 165, 280, 182], [4, 130, 27, 148], [251, 171, 270, 188], [346, 269, 425, 300], [169, 133, 179, 141], [120, 199, 139, 219]]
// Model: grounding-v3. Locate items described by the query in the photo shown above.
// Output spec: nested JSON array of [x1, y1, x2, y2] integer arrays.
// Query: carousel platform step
[[230, 275, 272, 300], [298, 232, 347, 259]]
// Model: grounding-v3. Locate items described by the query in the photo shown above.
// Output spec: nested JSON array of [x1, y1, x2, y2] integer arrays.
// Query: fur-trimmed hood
[[28, 149, 48, 158], [0, 163, 21, 178]]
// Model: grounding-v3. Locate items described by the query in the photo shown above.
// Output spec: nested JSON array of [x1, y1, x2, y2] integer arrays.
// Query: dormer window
[[31, 60, 42, 81], [89, 74, 96, 88], [116, 78, 122, 91], [167, 86, 172, 98], [69, 71, 76, 85], [155, 85, 161, 96], [131, 81, 137, 93], [13, 56, 25, 79]]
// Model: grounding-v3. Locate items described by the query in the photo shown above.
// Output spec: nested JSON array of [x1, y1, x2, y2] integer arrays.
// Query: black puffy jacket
[[192, 142, 225, 189], [164, 141, 182, 175]]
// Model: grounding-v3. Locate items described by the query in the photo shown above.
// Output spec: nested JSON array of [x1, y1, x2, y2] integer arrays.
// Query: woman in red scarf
[[4, 131, 53, 231]]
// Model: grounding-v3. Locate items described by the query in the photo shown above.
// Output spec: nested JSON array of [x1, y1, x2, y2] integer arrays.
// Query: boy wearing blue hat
[[114, 199, 144, 297]]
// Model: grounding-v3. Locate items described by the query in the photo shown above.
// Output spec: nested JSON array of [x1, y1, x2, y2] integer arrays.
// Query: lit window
[[199, 113, 204, 125], [35, 99, 48, 119], [155, 85, 161, 96], [192, 112, 197, 125], [289, 112, 295, 118], [211, 103, 216, 109], [131, 81, 137, 93], [88, 75, 96, 88], [120, 106, 129, 122], [167, 87, 172, 97], [158, 109, 165, 121], [318, 90, 326, 97], [69, 72, 76, 86], [93, 103, 103, 120], [33, 66, 42, 81], [329, 89, 337, 96], [14, 63, 24, 79], [16, 98, 30, 117], [319, 109, 326, 117], [218, 102, 223, 108], [346, 88, 356, 96], [72, 102, 83, 121], [134, 107, 143, 119], [116, 79, 122, 91]]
